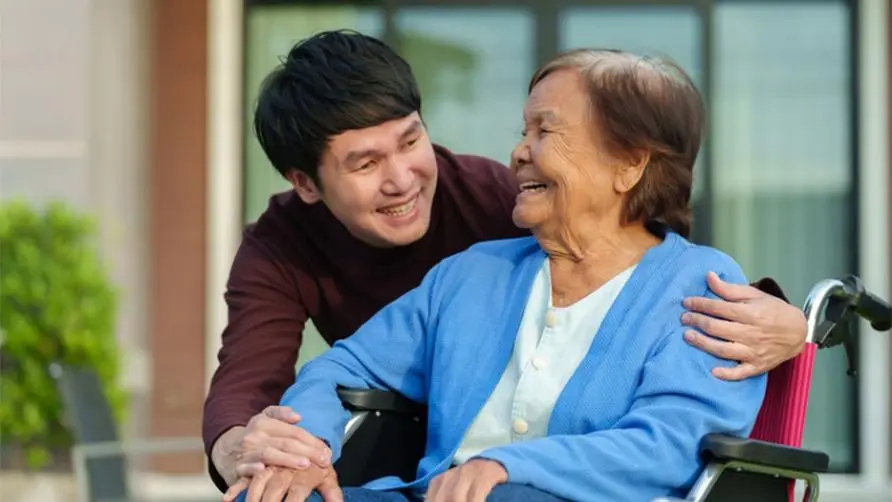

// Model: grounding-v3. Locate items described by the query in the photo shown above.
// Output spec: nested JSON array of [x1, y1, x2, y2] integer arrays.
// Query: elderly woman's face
[[510, 69, 642, 235]]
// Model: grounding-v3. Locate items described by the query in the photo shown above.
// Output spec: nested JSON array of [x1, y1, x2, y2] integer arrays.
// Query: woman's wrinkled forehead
[[523, 69, 590, 125]]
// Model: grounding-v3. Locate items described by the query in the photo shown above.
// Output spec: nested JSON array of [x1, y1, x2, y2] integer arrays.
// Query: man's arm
[[203, 234, 309, 491]]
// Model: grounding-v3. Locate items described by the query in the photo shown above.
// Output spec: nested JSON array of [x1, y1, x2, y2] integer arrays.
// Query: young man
[[203, 30, 807, 498]]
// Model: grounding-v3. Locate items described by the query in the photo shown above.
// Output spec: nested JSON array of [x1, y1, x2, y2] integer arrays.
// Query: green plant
[[0, 200, 125, 469]]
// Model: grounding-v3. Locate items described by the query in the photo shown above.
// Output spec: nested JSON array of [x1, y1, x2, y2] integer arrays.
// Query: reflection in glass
[[712, 2, 854, 471], [395, 8, 534, 166], [559, 7, 701, 84]]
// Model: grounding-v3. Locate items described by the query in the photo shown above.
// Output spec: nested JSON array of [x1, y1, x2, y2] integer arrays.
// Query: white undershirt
[[453, 260, 635, 463]]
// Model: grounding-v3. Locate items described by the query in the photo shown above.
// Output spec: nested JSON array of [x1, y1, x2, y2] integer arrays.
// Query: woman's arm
[[275, 256, 453, 460], [474, 261, 769, 501]]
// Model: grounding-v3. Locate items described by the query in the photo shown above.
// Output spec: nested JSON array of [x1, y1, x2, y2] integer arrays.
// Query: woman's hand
[[682, 272, 807, 380], [426, 459, 508, 502], [224, 464, 343, 502], [213, 405, 332, 489]]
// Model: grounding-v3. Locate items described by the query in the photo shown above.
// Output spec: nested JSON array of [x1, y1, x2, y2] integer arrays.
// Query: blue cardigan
[[277, 233, 767, 501]]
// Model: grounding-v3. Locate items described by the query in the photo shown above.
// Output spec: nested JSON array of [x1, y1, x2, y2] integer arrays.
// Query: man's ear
[[286, 170, 322, 204]]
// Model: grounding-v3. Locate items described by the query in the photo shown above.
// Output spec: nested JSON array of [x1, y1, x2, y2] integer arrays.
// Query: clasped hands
[[219, 406, 507, 502]]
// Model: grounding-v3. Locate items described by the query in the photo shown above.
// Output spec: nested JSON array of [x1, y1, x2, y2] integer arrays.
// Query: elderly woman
[[234, 49, 767, 502]]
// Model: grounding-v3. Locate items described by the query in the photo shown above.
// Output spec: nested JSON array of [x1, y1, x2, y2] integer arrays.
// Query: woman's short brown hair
[[529, 48, 704, 238]]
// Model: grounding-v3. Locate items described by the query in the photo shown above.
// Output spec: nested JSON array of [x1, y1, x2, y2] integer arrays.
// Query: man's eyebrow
[[343, 148, 378, 166], [342, 120, 423, 166], [398, 119, 423, 139]]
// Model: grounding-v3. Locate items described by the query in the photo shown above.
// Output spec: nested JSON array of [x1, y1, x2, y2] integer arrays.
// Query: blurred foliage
[[0, 200, 125, 469]]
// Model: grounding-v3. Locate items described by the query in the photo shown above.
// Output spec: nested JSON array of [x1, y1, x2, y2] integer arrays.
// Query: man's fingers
[[683, 295, 752, 324], [713, 362, 761, 381], [681, 312, 742, 342], [252, 445, 315, 471], [262, 405, 301, 423], [706, 271, 763, 302], [684, 330, 751, 362], [222, 478, 250, 502], [235, 462, 266, 479], [265, 436, 333, 467], [317, 474, 344, 502], [259, 419, 329, 453]]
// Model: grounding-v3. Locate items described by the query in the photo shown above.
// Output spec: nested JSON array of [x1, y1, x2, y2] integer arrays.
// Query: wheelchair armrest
[[336, 387, 426, 415], [701, 434, 829, 473]]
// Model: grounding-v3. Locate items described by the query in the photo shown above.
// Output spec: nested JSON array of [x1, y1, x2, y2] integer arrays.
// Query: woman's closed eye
[[520, 127, 552, 138]]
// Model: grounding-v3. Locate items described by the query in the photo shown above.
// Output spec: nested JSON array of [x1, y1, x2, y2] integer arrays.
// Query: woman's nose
[[510, 141, 531, 170]]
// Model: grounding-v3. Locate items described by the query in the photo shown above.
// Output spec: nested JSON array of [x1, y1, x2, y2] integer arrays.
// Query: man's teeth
[[379, 197, 416, 216]]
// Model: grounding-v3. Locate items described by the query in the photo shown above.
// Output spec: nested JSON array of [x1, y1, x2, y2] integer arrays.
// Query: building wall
[[148, 0, 209, 474], [0, 0, 153, 440]]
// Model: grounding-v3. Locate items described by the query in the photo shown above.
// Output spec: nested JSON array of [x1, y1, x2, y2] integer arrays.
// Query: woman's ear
[[614, 151, 650, 194], [286, 169, 323, 204]]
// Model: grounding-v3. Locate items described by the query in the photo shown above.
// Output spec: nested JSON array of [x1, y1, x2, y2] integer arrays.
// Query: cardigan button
[[512, 418, 529, 435], [544, 310, 557, 328]]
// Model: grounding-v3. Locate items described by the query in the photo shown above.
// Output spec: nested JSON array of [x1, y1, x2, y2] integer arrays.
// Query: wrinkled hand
[[224, 464, 343, 502], [426, 459, 508, 502], [214, 406, 332, 489], [682, 271, 807, 381]]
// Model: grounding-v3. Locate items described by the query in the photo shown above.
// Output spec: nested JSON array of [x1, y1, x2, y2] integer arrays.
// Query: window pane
[[559, 7, 708, 239], [242, 6, 384, 368], [394, 8, 535, 164], [243, 6, 384, 224], [712, 2, 855, 471], [559, 7, 701, 83]]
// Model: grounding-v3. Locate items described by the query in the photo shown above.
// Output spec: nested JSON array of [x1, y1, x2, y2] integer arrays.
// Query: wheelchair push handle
[[855, 289, 891, 331], [803, 275, 891, 377]]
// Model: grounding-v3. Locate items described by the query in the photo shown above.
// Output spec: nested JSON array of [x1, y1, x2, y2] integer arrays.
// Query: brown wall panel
[[149, 0, 208, 474]]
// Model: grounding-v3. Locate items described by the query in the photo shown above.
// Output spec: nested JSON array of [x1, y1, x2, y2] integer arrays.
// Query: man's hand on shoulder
[[212, 406, 332, 487], [681, 271, 807, 380], [224, 464, 342, 502]]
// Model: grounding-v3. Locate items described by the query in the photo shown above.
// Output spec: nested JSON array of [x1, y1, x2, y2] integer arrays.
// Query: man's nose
[[382, 159, 415, 194]]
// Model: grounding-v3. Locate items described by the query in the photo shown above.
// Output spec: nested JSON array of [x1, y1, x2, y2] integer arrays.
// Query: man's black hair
[[253, 30, 422, 182]]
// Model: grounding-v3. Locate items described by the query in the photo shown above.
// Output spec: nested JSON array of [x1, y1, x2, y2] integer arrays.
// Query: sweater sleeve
[[277, 258, 450, 460], [474, 261, 769, 501], [202, 232, 310, 491]]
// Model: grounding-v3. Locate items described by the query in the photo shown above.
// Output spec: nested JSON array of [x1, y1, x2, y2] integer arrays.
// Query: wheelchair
[[331, 275, 891, 502]]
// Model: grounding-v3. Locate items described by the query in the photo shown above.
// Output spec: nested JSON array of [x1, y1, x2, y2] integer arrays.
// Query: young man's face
[[288, 112, 439, 248]]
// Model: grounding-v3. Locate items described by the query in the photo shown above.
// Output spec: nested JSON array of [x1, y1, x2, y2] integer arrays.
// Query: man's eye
[[358, 160, 376, 171], [405, 138, 419, 148]]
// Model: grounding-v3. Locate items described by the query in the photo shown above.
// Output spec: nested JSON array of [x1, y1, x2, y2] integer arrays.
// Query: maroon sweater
[[203, 145, 528, 488], [202, 144, 788, 490]]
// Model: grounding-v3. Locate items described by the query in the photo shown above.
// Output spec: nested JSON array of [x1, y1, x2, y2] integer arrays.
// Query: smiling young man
[[203, 30, 808, 498]]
